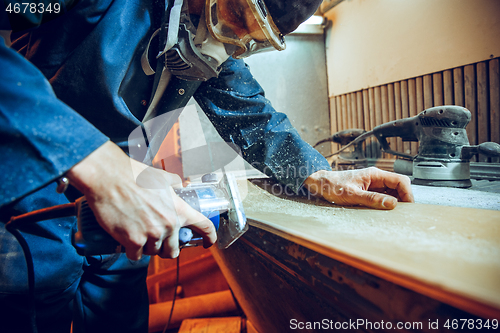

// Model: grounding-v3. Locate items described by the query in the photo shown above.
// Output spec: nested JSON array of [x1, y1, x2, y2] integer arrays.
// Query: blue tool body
[[73, 183, 228, 256]]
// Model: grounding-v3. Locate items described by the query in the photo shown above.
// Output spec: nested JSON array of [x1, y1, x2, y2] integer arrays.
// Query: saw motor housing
[[73, 173, 247, 256]]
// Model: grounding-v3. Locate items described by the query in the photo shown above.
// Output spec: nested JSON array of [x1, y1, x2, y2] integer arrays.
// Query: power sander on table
[[324, 105, 500, 188]]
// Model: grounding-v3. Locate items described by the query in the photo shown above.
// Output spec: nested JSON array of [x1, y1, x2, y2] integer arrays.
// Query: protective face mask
[[141, 0, 235, 82], [206, 0, 285, 59]]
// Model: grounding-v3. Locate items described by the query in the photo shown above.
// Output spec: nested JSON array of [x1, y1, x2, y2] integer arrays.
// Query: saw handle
[[461, 142, 500, 160], [73, 197, 218, 256]]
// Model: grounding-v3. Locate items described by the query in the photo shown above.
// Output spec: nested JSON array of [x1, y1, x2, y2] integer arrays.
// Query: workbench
[[211, 179, 500, 333]]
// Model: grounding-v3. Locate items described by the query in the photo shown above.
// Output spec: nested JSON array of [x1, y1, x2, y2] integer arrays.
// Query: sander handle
[[331, 129, 366, 146], [373, 116, 419, 159], [461, 142, 500, 160], [313, 129, 366, 148]]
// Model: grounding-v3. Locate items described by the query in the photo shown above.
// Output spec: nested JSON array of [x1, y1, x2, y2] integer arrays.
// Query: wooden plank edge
[[246, 217, 500, 320]]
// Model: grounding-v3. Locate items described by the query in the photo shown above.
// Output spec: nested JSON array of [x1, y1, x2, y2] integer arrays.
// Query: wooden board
[[394, 82, 403, 153], [400, 81, 410, 155], [454, 67, 465, 107], [210, 181, 499, 333], [443, 70, 454, 105], [329, 96, 338, 153], [477, 62, 489, 162], [178, 317, 242, 333], [491, 59, 500, 163], [221, 181, 500, 320], [465, 65, 477, 147], [351, 92, 358, 131], [408, 78, 418, 155], [356, 91, 364, 129], [433, 73, 444, 106]]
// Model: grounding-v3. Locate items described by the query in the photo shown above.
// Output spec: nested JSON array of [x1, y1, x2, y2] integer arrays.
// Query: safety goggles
[[206, 0, 286, 58]]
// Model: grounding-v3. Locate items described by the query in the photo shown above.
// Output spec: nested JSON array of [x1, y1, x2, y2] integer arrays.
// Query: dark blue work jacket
[[0, 0, 331, 208]]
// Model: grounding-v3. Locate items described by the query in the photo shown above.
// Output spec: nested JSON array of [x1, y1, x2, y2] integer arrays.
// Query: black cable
[[313, 137, 333, 148], [163, 253, 180, 333], [324, 130, 374, 159], [5, 203, 77, 333], [8, 203, 76, 225], [4, 224, 37, 333]]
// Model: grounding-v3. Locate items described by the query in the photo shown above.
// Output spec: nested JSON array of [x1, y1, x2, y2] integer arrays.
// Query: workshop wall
[[328, 58, 500, 163], [324, 0, 500, 96], [244, 33, 331, 156], [323, 0, 500, 162], [178, 32, 332, 179]]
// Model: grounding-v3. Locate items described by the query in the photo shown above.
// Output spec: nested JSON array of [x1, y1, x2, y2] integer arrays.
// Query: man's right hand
[[66, 141, 217, 260]]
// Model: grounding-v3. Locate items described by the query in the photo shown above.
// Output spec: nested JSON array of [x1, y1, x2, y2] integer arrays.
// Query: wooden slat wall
[[329, 58, 500, 162]]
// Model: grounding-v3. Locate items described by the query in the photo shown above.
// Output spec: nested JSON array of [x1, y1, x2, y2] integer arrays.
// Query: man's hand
[[303, 167, 414, 210], [66, 141, 217, 260]]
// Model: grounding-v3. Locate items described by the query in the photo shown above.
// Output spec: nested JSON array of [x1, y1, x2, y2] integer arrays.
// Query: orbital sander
[[326, 105, 500, 188]]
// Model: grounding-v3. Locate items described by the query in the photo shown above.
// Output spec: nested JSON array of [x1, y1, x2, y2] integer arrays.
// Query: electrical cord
[[313, 137, 334, 148], [163, 254, 181, 333], [323, 130, 374, 159], [5, 203, 77, 333], [9, 201, 184, 333], [4, 225, 37, 332]]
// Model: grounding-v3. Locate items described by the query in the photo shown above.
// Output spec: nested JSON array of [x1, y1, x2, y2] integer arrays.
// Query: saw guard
[[217, 173, 248, 249]]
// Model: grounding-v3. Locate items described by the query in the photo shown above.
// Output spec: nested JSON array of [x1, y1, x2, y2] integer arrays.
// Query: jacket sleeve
[[194, 57, 332, 193], [0, 35, 108, 207]]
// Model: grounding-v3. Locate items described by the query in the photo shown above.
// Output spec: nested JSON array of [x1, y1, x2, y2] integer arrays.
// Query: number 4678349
[[5, 2, 61, 14], [444, 319, 498, 330]]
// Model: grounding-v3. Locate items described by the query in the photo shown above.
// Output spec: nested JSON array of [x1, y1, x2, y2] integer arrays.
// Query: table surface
[[240, 179, 500, 318]]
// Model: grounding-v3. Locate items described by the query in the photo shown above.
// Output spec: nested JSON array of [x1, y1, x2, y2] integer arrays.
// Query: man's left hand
[[303, 167, 414, 210]]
